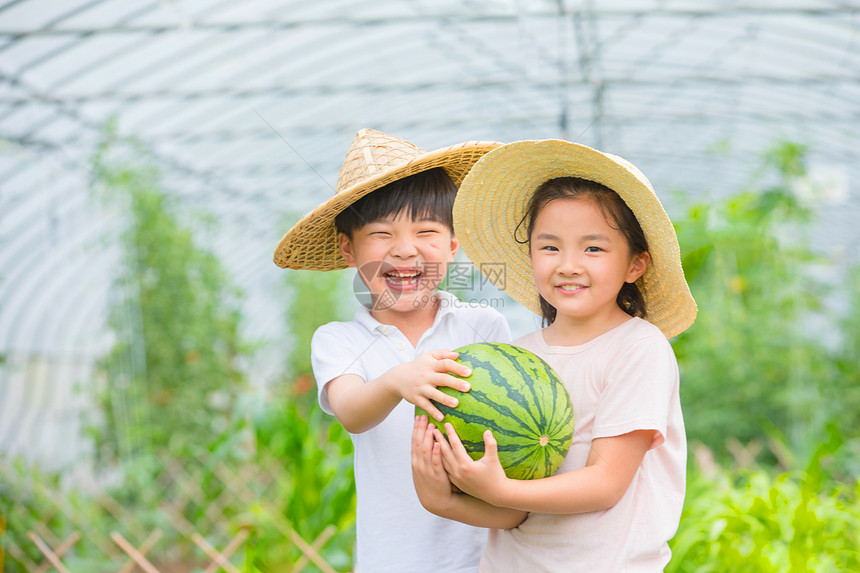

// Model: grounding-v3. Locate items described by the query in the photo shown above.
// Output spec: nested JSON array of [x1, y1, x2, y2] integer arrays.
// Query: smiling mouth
[[384, 269, 422, 289], [557, 284, 586, 292]]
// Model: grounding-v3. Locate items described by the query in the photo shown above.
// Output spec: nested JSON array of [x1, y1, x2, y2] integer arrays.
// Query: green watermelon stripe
[[469, 355, 543, 431], [547, 372, 561, 427], [459, 439, 544, 455], [534, 358, 568, 429], [465, 353, 544, 432], [547, 426, 574, 446], [434, 403, 540, 441], [491, 345, 549, 429], [554, 427, 574, 443], [549, 417, 574, 443], [470, 344, 573, 479], [455, 387, 536, 434], [513, 451, 543, 479], [545, 407, 572, 439], [514, 446, 540, 468], [555, 396, 573, 423], [420, 342, 574, 481], [506, 445, 551, 477], [493, 344, 542, 405], [458, 439, 485, 453], [552, 408, 575, 437], [544, 375, 573, 437], [482, 344, 548, 417]]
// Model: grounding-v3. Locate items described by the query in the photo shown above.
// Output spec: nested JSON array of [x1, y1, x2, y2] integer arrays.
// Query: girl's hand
[[411, 415, 456, 513], [434, 423, 511, 506]]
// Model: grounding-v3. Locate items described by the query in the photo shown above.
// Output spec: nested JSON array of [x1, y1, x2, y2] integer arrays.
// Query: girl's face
[[529, 197, 648, 335]]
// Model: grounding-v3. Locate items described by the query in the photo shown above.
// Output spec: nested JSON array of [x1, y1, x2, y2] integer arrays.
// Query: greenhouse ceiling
[[2, 0, 860, 462]]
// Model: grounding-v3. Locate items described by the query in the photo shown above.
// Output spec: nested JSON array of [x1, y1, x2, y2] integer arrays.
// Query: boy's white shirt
[[311, 290, 511, 573], [481, 317, 686, 573]]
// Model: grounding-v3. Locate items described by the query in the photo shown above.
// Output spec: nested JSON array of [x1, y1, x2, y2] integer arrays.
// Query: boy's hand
[[388, 349, 472, 422], [434, 423, 510, 506], [411, 415, 456, 513]]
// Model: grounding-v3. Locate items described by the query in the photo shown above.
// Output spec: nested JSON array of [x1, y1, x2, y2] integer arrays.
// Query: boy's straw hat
[[274, 128, 501, 271], [453, 139, 697, 339]]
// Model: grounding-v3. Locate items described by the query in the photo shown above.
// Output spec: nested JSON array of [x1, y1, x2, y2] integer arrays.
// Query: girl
[[411, 140, 697, 572]]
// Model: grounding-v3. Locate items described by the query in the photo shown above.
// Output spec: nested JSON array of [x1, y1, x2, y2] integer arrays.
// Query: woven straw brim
[[274, 141, 501, 271], [454, 140, 697, 339]]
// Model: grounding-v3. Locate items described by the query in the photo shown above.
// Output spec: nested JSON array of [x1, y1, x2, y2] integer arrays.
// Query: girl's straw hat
[[454, 139, 697, 339], [274, 128, 501, 271]]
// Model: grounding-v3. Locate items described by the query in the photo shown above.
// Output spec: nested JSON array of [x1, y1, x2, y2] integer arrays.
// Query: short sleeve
[[311, 323, 368, 415], [591, 332, 678, 449], [479, 307, 512, 344]]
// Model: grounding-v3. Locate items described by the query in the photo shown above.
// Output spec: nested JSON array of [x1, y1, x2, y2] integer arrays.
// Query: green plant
[[251, 395, 356, 570], [672, 142, 843, 461], [89, 122, 249, 461], [265, 254, 356, 568], [0, 458, 108, 572], [1, 399, 356, 573], [669, 429, 859, 572], [830, 263, 860, 452], [282, 266, 350, 382]]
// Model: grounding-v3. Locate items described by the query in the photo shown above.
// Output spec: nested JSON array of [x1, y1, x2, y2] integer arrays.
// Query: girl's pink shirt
[[481, 317, 686, 573]]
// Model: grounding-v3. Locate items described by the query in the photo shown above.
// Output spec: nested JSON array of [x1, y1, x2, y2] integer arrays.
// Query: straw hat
[[273, 128, 501, 270], [453, 140, 697, 339]]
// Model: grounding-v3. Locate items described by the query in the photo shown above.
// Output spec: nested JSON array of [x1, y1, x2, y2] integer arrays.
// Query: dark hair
[[334, 167, 457, 237], [517, 176, 649, 326]]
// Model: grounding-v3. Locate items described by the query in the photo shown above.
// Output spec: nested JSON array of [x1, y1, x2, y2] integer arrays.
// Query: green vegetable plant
[[672, 142, 850, 462], [670, 427, 859, 572], [88, 121, 248, 462]]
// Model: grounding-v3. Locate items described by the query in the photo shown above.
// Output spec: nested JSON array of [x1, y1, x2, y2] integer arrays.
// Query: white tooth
[[388, 272, 418, 280]]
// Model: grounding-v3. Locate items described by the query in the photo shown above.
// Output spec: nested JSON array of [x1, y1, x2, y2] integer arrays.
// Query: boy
[[273, 129, 510, 572]]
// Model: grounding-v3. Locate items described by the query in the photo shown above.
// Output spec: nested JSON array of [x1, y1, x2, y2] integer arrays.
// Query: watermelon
[[416, 342, 574, 480]]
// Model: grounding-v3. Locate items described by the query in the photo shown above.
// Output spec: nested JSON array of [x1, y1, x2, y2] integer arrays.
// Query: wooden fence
[[2, 438, 794, 572], [2, 453, 351, 572]]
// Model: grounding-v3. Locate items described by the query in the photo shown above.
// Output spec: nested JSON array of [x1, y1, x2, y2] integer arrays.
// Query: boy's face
[[338, 212, 459, 315]]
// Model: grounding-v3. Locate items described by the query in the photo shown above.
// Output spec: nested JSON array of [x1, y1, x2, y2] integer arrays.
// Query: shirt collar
[[353, 290, 458, 336]]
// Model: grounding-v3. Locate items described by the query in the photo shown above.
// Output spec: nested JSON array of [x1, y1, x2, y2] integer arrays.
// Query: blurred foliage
[[1, 459, 88, 571], [672, 141, 858, 462], [670, 427, 859, 572], [88, 122, 248, 461], [5, 426, 855, 572], [2, 252, 355, 571], [832, 263, 860, 436], [251, 392, 356, 570], [282, 266, 350, 382], [6, 137, 860, 571], [248, 261, 356, 569], [275, 257, 356, 563], [0, 411, 354, 572]]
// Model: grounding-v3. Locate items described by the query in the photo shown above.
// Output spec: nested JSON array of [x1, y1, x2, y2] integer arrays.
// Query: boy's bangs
[[335, 167, 456, 236]]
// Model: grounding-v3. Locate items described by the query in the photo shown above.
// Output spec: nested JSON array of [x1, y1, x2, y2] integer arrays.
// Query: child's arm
[[326, 350, 472, 434], [411, 415, 528, 529], [436, 424, 653, 515]]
